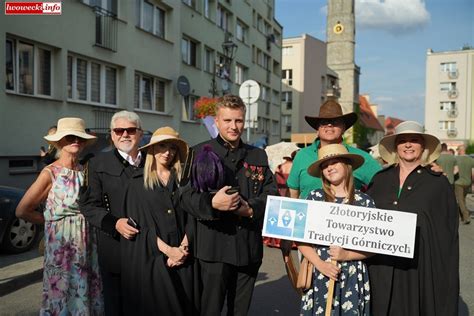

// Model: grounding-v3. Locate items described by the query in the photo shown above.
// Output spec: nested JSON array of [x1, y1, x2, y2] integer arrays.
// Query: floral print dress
[[301, 189, 373, 316], [41, 165, 103, 316]]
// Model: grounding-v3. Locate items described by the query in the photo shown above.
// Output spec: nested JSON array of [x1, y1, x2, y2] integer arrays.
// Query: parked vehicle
[[0, 186, 42, 253]]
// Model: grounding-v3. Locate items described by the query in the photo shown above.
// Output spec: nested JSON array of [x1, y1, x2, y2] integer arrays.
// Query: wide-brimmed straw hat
[[139, 126, 188, 160], [305, 99, 358, 130], [44, 117, 96, 146], [307, 144, 364, 177], [379, 121, 441, 165]]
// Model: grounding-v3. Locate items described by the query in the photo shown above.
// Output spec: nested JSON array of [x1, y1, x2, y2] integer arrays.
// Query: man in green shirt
[[454, 145, 474, 224], [287, 99, 382, 199], [436, 143, 458, 185]]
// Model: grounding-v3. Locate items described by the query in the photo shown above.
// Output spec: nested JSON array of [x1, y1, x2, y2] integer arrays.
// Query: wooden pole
[[325, 259, 338, 316]]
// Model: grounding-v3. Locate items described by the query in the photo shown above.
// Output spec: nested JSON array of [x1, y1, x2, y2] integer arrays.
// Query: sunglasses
[[64, 135, 86, 143], [112, 127, 141, 136], [319, 118, 344, 127]]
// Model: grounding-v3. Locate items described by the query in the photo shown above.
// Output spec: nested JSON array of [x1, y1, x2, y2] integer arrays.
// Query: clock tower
[[326, 0, 360, 143]]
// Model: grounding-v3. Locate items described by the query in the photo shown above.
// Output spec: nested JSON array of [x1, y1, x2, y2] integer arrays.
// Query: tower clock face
[[333, 23, 344, 34]]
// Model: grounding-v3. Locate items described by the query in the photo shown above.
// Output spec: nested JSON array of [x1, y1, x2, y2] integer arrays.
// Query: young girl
[[299, 144, 374, 315]]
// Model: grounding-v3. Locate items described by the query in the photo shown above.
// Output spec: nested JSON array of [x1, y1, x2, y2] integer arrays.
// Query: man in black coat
[[79, 111, 143, 316], [191, 95, 278, 316]]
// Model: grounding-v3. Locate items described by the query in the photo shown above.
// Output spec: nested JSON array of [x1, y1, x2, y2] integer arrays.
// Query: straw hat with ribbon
[[44, 117, 96, 146], [379, 121, 441, 165], [307, 144, 365, 177], [305, 99, 358, 130], [139, 126, 188, 160]]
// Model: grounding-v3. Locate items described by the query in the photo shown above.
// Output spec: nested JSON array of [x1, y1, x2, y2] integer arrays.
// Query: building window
[[440, 101, 456, 111], [236, 20, 248, 43], [282, 69, 293, 86], [282, 46, 293, 56], [182, 38, 198, 67], [438, 120, 455, 131], [217, 5, 230, 31], [282, 91, 292, 109], [134, 73, 166, 112], [67, 55, 118, 106], [282, 115, 291, 132], [182, 0, 196, 9], [6, 38, 52, 96], [203, 48, 214, 73], [136, 0, 166, 38], [235, 63, 246, 85], [440, 62, 457, 72], [272, 120, 279, 135], [83, 0, 117, 14], [257, 15, 264, 33], [182, 95, 198, 121], [440, 82, 456, 91], [203, 0, 210, 18]]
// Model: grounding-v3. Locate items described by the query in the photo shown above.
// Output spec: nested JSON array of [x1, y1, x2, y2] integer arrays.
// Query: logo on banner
[[5, 2, 62, 15], [266, 199, 307, 238]]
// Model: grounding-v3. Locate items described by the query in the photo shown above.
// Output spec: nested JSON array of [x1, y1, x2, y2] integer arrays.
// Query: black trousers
[[101, 269, 123, 316], [199, 260, 261, 316]]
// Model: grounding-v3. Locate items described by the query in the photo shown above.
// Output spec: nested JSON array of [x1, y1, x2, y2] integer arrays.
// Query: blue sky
[[275, 0, 474, 123]]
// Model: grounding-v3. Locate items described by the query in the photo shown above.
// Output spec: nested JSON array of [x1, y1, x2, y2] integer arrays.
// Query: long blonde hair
[[321, 160, 355, 204], [144, 144, 183, 190]]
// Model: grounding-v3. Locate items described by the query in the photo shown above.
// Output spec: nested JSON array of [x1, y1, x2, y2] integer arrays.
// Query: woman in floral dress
[[299, 144, 373, 315], [16, 118, 103, 315]]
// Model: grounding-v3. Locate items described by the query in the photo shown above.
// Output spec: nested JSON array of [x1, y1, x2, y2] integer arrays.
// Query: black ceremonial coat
[[79, 149, 141, 273], [366, 165, 459, 316], [120, 170, 215, 316], [190, 135, 278, 266]]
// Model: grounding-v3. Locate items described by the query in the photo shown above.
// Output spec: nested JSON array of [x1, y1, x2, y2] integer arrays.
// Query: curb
[[0, 268, 43, 297]]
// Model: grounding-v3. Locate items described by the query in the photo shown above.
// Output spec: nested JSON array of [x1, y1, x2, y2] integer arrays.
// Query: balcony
[[94, 6, 117, 51], [447, 128, 458, 137], [447, 108, 458, 118], [448, 89, 458, 99], [448, 69, 459, 79]]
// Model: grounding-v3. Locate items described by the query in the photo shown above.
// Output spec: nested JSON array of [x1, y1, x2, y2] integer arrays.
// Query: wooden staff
[[325, 259, 338, 316]]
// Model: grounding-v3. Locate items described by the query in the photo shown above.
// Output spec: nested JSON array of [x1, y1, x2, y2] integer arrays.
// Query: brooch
[[243, 162, 265, 182]]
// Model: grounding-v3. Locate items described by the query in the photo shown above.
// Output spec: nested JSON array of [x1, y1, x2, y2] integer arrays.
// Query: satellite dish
[[239, 80, 260, 104], [176, 76, 190, 97]]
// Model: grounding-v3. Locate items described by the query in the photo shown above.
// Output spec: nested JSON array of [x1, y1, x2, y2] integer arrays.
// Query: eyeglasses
[[112, 127, 141, 136], [64, 135, 86, 143]]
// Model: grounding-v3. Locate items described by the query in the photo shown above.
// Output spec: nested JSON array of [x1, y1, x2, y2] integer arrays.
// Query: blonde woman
[[16, 118, 103, 315], [120, 126, 238, 316]]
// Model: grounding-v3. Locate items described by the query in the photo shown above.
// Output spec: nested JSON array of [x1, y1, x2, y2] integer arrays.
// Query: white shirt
[[117, 149, 142, 167]]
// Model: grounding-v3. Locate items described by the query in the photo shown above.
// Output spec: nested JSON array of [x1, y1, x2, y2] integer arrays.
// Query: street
[[1, 196, 473, 315]]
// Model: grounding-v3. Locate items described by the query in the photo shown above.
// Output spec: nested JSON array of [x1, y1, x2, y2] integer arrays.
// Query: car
[[0, 186, 42, 253]]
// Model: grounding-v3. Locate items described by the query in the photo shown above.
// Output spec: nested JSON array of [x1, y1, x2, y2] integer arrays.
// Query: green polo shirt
[[287, 139, 382, 199], [454, 155, 474, 187], [436, 153, 457, 184]]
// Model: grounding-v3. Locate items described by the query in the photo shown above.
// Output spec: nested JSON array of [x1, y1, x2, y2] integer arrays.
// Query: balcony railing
[[94, 6, 117, 51], [448, 89, 458, 99], [447, 128, 458, 137], [447, 108, 458, 118], [448, 69, 459, 79]]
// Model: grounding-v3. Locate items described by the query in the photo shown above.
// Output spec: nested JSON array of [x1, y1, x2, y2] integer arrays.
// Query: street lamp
[[210, 34, 238, 97]]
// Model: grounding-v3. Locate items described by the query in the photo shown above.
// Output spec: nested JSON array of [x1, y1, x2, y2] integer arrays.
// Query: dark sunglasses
[[64, 135, 86, 143], [319, 118, 344, 127], [112, 127, 140, 136]]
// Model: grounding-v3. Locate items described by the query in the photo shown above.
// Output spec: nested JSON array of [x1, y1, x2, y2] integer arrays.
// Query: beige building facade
[[424, 48, 474, 147], [1, 0, 282, 188], [281, 34, 338, 141]]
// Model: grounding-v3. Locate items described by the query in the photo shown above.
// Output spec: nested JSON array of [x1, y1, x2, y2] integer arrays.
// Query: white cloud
[[356, 0, 430, 35]]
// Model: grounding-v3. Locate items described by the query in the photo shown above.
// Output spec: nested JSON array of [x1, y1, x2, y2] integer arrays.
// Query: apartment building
[[1, 0, 282, 188], [424, 47, 474, 147], [281, 34, 338, 141]]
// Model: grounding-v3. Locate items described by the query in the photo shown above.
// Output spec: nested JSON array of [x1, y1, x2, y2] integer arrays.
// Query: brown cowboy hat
[[307, 144, 364, 177], [139, 126, 188, 160], [305, 99, 358, 130]]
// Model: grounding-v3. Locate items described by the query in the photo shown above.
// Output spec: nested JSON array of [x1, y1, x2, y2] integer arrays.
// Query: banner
[[262, 196, 417, 258]]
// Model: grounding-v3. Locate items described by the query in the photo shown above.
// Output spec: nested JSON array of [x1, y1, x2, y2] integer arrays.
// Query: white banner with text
[[262, 196, 417, 258]]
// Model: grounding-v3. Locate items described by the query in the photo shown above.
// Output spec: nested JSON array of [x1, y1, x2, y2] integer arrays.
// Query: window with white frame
[[257, 15, 263, 32], [136, 0, 166, 38], [281, 91, 292, 109], [204, 48, 214, 73], [440, 62, 457, 72], [134, 73, 166, 112], [182, 0, 196, 9], [272, 120, 279, 135], [272, 89, 279, 105], [282, 69, 292, 85], [438, 120, 455, 131], [236, 20, 247, 43], [261, 86, 270, 102], [282, 115, 291, 132], [203, 0, 214, 18], [182, 37, 198, 67], [234, 63, 246, 85], [67, 55, 118, 105], [440, 82, 456, 91], [440, 101, 456, 111], [6, 38, 52, 96], [83, 0, 117, 14], [282, 46, 293, 56], [182, 95, 198, 121], [217, 5, 230, 31]]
